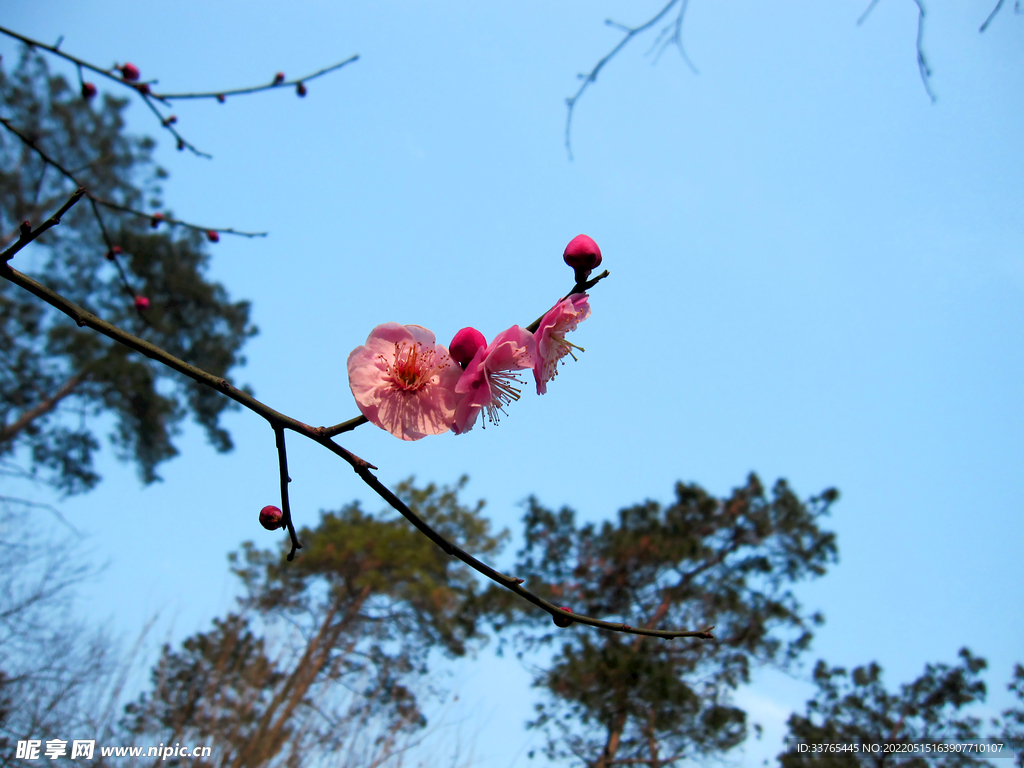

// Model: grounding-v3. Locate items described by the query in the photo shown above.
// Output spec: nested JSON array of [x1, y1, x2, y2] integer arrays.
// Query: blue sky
[[3, 1, 1022, 765]]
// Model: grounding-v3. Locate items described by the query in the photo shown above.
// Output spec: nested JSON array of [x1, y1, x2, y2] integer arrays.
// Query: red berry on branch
[[563, 234, 602, 284], [553, 607, 575, 628], [296, 82, 307, 97], [206, 230, 220, 243], [136, 82, 151, 95], [134, 295, 150, 311], [259, 505, 283, 530], [216, 93, 226, 103], [120, 62, 140, 81], [273, 72, 285, 85], [81, 82, 97, 99], [150, 213, 164, 228], [105, 245, 123, 261]]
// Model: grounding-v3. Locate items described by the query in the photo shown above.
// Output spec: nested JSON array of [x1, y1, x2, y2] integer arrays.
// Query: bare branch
[[1, 186, 85, 262], [565, 0, 698, 160], [0, 369, 89, 443], [978, 0, 1021, 31], [0, 115, 266, 238], [857, 0, 936, 102]]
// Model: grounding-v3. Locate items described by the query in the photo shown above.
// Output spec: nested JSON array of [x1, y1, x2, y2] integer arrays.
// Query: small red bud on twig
[[133, 295, 149, 311], [150, 213, 164, 228], [105, 245, 123, 261], [176, 139, 185, 151], [563, 234, 603, 284], [206, 230, 220, 243], [19, 221, 31, 237], [216, 93, 226, 103], [273, 72, 285, 85], [120, 62, 140, 81], [259, 505, 284, 530], [136, 82, 150, 95], [553, 607, 575, 628], [161, 115, 177, 126], [296, 82, 307, 97], [81, 82, 97, 99]]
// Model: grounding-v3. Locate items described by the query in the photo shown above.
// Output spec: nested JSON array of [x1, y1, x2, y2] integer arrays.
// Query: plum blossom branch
[[565, 0, 696, 160], [1, 190, 712, 642], [154, 56, 360, 100], [0, 25, 358, 158]]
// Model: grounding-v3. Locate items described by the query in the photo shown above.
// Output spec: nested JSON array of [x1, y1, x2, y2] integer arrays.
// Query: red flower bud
[[150, 213, 164, 228], [120, 62, 140, 81], [176, 139, 185, 151], [563, 234, 602, 284], [136, 82, 150, 95], [216, 93, 226, 103], [449, 327, 486, 370], [162, 115, 177, 126], [553, 607, 575, 628], [296, 82, 307, 97], [134, 295, 150, 311], [206, 230, 220, 243], [273, 72, 285, 85], [259, 505, 283, 530], [81, 82, 97, 99], [19, 221, 31, 236], [105, 245, 123, 261]]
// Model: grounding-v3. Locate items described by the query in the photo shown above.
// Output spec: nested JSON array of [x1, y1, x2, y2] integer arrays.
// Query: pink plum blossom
[[347, 323, 460, 441], [452, 325, 535, 434], [532, 293, 591, 395]]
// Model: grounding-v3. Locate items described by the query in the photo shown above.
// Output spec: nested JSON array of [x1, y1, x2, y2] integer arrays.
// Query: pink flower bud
[[273, 72, 285, 85], [81, 82, 97, 99], [259, 505, 283, 530], [150, 213, 164, 228], [563, 234, 602, 283], [162, 115, 177, 125], [106, 245, 123, 261], [136, 82, 150, 95], [296, 82, 307, 97], [449, 327, 486, 370], [19, 221, 31, 236], [553, 606, 575, 628], [134, 295, 150, 311], [216, 93, 226, 103], [120, 62, 140, 81], [206, 230, 220, 243]]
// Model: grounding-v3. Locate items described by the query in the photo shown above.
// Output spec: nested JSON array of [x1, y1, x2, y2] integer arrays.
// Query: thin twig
[[2, 191, 711, 641], [274, 425, 302, 561], [857, 0, 936, 102], [911, 0, 936, 102], [565, 0, 692, 160], [1, 186, 86, 262], [0, 115, 266, 237], [857, 0, 884, 25], [155, 56, 360, 100], [979, 0, 1008, 31]]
